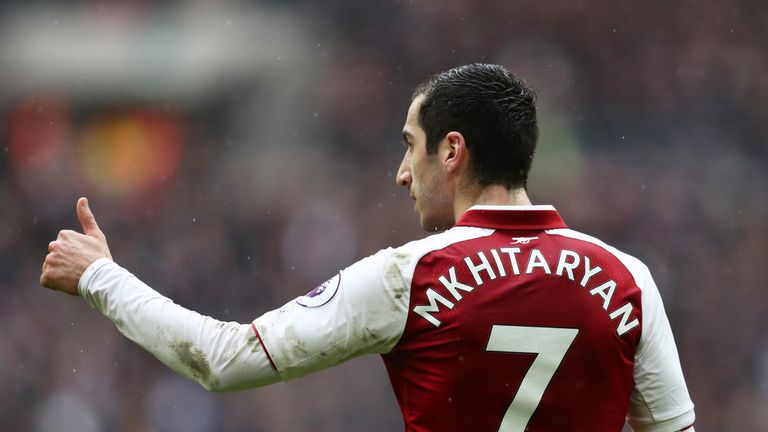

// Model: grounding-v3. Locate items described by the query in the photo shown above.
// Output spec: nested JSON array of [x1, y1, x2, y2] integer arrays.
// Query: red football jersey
[[253, 206, 694, 431], [384, 208, 641, 431]]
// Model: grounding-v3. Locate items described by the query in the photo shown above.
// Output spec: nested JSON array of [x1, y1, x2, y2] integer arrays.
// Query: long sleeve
[[78, 258, 281, 392]]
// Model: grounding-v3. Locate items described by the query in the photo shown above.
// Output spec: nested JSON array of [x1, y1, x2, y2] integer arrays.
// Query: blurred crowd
[[1, 1, 766, 431]]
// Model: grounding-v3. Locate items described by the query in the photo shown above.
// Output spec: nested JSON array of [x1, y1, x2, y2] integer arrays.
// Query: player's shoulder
[[546, 227, 652, 283], [379, 225, 494, 280]]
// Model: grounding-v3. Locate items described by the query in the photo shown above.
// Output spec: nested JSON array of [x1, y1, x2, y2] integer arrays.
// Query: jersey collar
[[454, 205, 567, 231]]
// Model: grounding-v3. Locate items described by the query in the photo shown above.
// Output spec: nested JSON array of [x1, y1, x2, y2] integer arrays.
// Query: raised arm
[[40, 198, 280, 391]]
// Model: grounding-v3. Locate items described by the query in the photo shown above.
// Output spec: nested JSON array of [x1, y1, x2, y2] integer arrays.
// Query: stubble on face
[[417, 167, 454, 231]]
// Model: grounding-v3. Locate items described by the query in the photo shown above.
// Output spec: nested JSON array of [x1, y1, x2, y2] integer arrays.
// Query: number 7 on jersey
[[486, 325, 579, 432]]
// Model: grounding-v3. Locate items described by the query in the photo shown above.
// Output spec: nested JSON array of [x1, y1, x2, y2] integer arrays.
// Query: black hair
[[413, 63, 538, 189]]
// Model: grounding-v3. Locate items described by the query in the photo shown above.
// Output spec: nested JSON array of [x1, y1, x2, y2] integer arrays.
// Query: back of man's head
[[414, 63, 538, 190]]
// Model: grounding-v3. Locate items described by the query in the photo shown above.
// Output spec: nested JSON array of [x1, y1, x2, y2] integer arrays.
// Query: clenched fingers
[[40, 231, 108, 296]]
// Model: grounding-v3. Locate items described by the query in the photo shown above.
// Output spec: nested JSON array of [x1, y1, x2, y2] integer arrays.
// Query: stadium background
[[0, 1, 766, 430]]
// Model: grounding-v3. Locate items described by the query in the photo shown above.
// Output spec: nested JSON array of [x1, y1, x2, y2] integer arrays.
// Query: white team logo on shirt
[[296, 273, 341, 308], [511, 236, 538, 244]]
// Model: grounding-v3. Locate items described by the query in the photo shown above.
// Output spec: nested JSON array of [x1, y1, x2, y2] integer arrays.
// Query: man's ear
[[441, 131, 468, 174]]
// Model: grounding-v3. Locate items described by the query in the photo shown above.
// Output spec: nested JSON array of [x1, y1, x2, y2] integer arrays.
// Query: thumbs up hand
[[41, 198, 113, 296], [76, 197, 112, 260]]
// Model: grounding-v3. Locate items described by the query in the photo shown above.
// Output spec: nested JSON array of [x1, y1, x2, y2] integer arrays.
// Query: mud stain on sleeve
[[170, 341, 219, 390]]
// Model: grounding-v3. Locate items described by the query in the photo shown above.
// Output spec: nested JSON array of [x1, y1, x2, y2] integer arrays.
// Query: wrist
[[78, 257, 114, 298]]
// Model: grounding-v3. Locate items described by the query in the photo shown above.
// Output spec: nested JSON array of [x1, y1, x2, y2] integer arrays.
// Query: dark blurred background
[[0, 1, 766, 431]]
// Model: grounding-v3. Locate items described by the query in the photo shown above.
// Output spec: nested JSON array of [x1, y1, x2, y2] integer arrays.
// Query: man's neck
[[453, 185, 532, 220]]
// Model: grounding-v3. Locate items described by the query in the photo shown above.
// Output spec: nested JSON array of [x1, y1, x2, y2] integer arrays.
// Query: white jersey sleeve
[[251, 226, 492, 381], [627, 265, 695, 431], [251, 247, 411, 381], [79, 258, 281, 392], [78, 227, 488, 391]]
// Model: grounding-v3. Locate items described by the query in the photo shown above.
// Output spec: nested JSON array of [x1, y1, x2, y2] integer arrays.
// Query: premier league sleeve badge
[[296, 272, 341, 308]]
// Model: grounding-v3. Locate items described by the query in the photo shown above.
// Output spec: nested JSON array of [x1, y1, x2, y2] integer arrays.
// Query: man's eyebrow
[[402, 130, 414, 141]]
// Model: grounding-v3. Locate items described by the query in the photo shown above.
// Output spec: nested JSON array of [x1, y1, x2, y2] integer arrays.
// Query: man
[[41, 64, 695, 431]]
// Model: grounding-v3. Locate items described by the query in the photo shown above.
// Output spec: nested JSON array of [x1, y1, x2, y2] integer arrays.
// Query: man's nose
[[396, 156, 412, 188]]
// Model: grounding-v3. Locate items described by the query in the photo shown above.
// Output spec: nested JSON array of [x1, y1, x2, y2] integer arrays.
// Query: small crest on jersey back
[[296, 273, 341, 308], [511, 236, 539, 244]]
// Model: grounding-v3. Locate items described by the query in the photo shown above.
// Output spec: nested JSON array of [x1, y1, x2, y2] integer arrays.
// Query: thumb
[[77, 197, 102, 237]]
